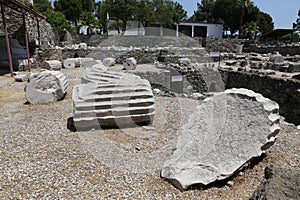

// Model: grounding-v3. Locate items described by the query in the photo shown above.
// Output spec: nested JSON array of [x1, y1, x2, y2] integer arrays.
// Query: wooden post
[[1, 3, 14, 77]]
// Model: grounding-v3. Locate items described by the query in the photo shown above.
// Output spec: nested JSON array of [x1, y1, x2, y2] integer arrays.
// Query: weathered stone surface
[[63, 57, 97, 69], [40, 60, 62, 71], [80, 58, 98, 69], [123, 57, 137, 70], [25, 70, 68, 104], [103, 57, 116, 67], [270, 54, 284, 64], [161, 88, 280, 190], [73, 70, 155, 131], [73, 74, 154, 131], [64, 58, 82, 68], [250, 165, 300, 200]]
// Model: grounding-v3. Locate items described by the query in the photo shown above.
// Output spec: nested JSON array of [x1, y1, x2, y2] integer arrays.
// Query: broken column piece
[[161, 88, 280, 190], [25, 70, 68, 104]]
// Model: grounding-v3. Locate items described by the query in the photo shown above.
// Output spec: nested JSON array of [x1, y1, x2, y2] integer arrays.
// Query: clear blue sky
[[51, 0, 300, 29], [176, 0, 300, 29]]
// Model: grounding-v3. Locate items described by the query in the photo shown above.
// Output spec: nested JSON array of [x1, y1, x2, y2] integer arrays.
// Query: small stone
[[79, 43, 88, 49], [227, 181, 234, 187], [135, 146, 141, 151], [190, 93, 205, 100], [153, 88, 162, 96], [14, 74, 28, 82], [178, 58, 191, 66]]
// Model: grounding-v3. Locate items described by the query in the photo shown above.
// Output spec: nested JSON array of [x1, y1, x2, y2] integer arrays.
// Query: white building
[[121, 21, 223, 38]]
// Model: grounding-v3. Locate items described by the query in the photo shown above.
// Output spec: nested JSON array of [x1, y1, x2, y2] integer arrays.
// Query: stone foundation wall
[[243, 45, 300, 56], [221, 70, 300, 125]]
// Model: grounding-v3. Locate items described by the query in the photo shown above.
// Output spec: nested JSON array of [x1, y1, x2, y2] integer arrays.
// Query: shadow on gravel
[[67, 117, 77, 132]]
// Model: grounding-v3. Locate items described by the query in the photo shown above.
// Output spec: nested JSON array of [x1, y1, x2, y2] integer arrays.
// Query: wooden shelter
[[0, 0, 45, 76]]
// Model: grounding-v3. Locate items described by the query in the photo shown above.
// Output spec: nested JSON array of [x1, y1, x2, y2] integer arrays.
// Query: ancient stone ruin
[[73, 63, 155, 131], [25, 70, 68, 104], [161, 88, 280, 190]]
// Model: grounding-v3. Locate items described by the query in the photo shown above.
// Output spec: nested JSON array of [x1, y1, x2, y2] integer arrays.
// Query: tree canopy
[[190, 0, 274, 38], [293, 9, 300, 30]]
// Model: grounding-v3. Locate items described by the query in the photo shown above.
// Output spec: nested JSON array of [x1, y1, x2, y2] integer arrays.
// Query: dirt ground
[[0, 68, 299, 199]]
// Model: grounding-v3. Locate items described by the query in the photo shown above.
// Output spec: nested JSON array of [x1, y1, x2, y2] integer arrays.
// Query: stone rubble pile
[[161, 88, 280, 190], [25, 70, 68, 104], [223, 52, 300, 75], [73, 62, 155, 131]]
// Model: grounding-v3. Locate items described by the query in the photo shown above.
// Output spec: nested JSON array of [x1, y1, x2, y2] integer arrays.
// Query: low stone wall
[[244, 45, 300, 56], [221, 70, 300, 125], [71, 34, 109, 47]]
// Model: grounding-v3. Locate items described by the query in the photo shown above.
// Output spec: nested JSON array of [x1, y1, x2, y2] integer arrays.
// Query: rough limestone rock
[[178, 58, 191, 66], [123, 57, 137, 70], [270, 54, 284, 64], [79, 43, 88, 49], [103, 57, 116, 67], [25, 70, 68, 104], [161, 88, 280, 190], [73, 72, 155, 131], [41, 60, 62, 71], [250, 165, 300, 200]]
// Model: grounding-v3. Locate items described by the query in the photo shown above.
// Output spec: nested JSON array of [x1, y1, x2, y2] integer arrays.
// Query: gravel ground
[[0, 68, 299, 199]]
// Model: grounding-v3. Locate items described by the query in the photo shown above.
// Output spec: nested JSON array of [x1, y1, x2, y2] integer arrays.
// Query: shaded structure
[[260, 29, 296, 41], [0, 0, 45, 76]]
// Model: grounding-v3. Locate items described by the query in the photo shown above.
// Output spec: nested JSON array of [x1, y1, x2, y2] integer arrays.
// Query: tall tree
[[100, 0, 135, 34], [257, 11, 274, 34], [32, 0, 52, 13], [81, 0, 95, 12], [54, 0, 83, 25], [78, 11, 97, 34], [172, 1, 187, 23], [43, 9, 71, 32], [237, 0, 254, 37], [191, 0, 215, 22], [212, 0, 240, 36], [293, 9, 300, 30]]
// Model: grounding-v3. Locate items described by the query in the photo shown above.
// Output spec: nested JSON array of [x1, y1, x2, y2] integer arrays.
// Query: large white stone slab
[[161, 88, 280, 190]]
